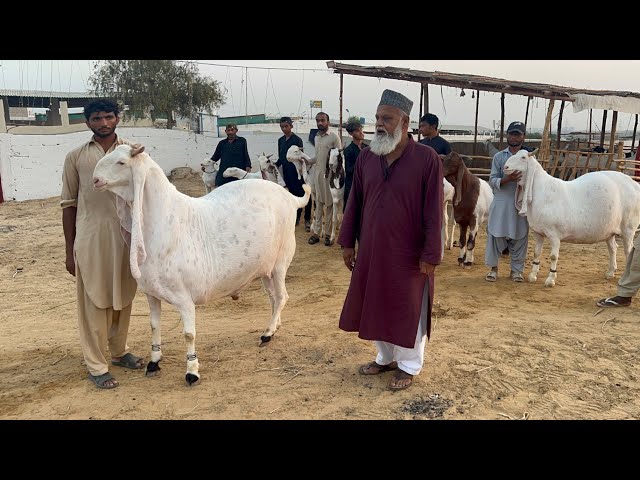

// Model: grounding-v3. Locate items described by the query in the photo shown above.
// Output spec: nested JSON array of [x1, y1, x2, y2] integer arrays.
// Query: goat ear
[[267, 154, 273, 159], [130, 144, 145, 157], [129, 162, 148, 279], [454, 166, 464, 206]]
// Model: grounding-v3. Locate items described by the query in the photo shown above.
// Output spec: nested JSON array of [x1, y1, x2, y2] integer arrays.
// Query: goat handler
[[61, 99, 144, 389], [337, 89, 443, 391], [484, 121, 531, 283]]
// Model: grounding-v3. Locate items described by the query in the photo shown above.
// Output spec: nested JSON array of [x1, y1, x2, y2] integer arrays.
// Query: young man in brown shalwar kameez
[[61, 99, 144, 389], [338, 89, 443, 390]]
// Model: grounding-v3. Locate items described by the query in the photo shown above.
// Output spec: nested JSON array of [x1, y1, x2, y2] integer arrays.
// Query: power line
[[177, 60, 328, 72]]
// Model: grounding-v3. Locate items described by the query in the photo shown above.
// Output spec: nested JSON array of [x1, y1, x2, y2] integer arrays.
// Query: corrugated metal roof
[[0, 89, 98, 98]]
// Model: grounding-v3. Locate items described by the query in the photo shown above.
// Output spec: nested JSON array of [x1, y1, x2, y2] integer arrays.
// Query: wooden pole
[[339, 73, 343, 141], [557, 100, 565, 150], [244, 67, 248, 126], [499, 93, 505, 150], [524, 96, 531, 131], [600, 110, 608, 148], [418, 83, 424, 141], [588, 109, 592, 147], [631, 114, 638, 152], [423, 83, 429, 117], [609, 110, 618, 155], [473, 89, 480, 156], [540, 99, 554, 165]]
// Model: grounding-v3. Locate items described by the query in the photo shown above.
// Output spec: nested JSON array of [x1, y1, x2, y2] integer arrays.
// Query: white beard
[[369, 122, 403, 156]]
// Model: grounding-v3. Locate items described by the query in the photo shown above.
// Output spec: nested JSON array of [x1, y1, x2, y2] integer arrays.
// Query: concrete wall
[[0, 126, 318, 202]]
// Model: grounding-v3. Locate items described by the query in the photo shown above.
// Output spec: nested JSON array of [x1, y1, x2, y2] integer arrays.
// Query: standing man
[[61, 99, 143, 389], [308, 112, 342, 246], [211, 123, 252, 188], [418, 113, 452, 155], [276, 116, 311, 227], [338, 89, 443, 391], [484, 121, 530, 282], [343, 120, 365, 211]]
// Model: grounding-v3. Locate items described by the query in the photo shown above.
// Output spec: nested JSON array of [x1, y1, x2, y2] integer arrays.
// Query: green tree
[[346, 115, 362, 125], [89, 60, 225, 129]]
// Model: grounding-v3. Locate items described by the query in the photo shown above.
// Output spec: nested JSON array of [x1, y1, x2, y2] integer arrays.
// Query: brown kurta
[[338, 138, 443, 347], [60, 135, 137, 310], [312, 130, 342, 205]]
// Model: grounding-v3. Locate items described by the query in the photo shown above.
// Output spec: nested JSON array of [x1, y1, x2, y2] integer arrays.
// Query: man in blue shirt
[[418, 113, 452, 155]]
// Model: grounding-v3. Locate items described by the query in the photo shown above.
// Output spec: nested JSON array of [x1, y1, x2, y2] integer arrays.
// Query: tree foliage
[[89, 60, 225, 128]]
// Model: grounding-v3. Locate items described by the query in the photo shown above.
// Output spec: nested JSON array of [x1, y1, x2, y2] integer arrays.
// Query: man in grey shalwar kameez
[[485, 121, 530, 282]]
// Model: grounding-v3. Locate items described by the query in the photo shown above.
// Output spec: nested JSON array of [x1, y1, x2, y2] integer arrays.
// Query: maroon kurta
[[338, 138, 443, 347]]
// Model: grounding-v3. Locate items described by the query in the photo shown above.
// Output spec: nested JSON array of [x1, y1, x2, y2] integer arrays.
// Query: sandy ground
[[1, 171, 639, 420]]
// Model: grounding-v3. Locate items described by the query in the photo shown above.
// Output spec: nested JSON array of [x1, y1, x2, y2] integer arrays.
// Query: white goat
[[201, 158, 219, 194], [504, 150, 640, 287], [286, 145, 320, 234], [92, 144, 311, 386], [223, 153, 283, 185], [442, 178, 455, 259], [326, 148, 345, 245]]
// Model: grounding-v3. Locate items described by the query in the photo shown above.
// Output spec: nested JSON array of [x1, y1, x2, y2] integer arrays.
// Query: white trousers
[[374, 283, 428, 376]]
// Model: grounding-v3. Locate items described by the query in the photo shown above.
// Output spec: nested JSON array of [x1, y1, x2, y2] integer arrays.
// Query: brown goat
[[441, 151, 492, 268]]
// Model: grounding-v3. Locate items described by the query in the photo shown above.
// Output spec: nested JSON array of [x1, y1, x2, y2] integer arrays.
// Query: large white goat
[[504, 150, 640, 287], [92, 144, 311, 386], [201, 158, 219, 194]]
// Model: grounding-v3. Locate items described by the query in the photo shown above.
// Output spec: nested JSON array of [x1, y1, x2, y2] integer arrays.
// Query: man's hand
[[343, 247, 356, 271], [419, 261, 436, 275], [65, 253, 76, 276], [501, 170, 522, 185]]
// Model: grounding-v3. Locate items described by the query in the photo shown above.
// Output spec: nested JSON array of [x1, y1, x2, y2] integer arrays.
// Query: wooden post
[[588, 109, 592, 147], [540, 99, 554, 165], [632, 114, 638, 152], [423, 83, 429, 118], [557, 100, 565, 150], [524, 96, 531, 131], [499, 93, 505, 150], [599, 110, 608, 148], [609, 110, 618, 155], [339, 74, 343, 141], [473, 89, 480, 156], [418, 83, 424, 141]]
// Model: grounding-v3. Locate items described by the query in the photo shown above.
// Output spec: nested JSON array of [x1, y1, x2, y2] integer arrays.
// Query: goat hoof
[[463, 262, 473, 269], [528, 274, 537, 283], [544, 279, 556, 287], [231, 294, 240, 300], [145, 361, 161, 376], [605, 271, 615, 279], [259, 335, 272, 347], [185, 373, 200, 386]]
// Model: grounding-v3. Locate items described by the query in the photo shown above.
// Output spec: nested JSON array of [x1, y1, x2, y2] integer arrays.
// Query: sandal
[[596, 296, 631, 308], [511, 271, 524, 282], [485, 271, 497, 282], [324, 235, 334, 246], [308, 234, 320, 245], [388, 369, 414, 390], [111, 352, 145, 370], [88, 372, 119, 389], [359, 361, 398, 375]]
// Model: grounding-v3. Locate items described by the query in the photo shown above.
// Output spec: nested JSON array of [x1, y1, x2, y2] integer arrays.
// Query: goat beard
[[369, 122, 403, 156]]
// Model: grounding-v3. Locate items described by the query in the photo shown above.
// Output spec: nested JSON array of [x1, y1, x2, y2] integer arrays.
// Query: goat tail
[[293, 183, 312, 209]]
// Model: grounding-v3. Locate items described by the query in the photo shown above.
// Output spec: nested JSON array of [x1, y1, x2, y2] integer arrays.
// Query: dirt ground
[[1, 172, 639, 420]]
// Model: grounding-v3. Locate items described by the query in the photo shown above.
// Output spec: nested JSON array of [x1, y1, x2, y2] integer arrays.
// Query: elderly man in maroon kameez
[[338, 89, 443, 390]]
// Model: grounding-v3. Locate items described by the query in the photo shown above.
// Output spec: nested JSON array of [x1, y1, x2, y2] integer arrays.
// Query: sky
[[2, 59, 640, 132]]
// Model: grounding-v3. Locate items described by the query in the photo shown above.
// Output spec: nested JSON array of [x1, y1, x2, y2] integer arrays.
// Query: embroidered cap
[[378, 89, 413, 116]]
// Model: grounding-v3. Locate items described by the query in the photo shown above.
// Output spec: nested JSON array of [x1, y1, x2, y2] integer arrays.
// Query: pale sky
[[2, 59, 639, 132]]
